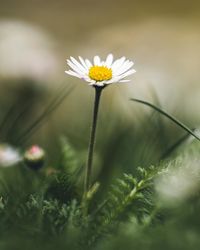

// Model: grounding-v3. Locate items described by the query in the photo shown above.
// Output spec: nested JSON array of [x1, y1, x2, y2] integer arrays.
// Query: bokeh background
[[0, 0, 200, 178]]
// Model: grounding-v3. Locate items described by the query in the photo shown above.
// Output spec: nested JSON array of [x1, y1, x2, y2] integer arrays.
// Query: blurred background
[[0, 0, 200, 178]]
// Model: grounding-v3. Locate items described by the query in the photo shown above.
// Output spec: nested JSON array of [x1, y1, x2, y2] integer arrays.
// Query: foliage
[[0, 84, 200, 250], [0, 134, 200, 250]]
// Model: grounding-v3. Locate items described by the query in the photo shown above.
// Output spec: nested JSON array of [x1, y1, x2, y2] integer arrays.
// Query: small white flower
[[0, 144, 22, 167], [65, 54, 136, 87]]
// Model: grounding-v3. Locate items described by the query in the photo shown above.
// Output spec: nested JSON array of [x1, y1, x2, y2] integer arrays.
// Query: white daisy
[[65, 54, 136, 87], [0, 144, 22, 167]]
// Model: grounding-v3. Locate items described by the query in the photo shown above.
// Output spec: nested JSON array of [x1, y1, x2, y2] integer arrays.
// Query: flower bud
[[24, 145, 45, 170]]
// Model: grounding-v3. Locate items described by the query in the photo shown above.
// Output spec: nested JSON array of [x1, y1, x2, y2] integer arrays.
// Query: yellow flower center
[[89, 66, 112, 81]]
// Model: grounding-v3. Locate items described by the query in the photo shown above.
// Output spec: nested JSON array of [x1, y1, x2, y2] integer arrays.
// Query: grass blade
[[130, 98, 200, 142]]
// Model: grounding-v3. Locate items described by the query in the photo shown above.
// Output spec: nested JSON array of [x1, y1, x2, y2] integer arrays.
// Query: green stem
[[84, 87, 102, 197]]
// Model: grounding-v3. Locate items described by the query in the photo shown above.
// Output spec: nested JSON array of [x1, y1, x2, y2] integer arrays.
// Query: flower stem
[[84, 86, 102, 197]]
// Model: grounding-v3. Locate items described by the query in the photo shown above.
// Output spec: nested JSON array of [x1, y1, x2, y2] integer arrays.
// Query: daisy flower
[[65, 54, 136, 202], [65, 54, 136, 87], [0, 144, 22, 167]]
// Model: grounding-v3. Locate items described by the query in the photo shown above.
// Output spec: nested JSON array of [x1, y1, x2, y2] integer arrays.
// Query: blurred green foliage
[[0, 128, 200, 249]]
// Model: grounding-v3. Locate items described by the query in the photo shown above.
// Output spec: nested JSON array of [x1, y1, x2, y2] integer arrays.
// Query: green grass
[[0, 83, 200, 250]]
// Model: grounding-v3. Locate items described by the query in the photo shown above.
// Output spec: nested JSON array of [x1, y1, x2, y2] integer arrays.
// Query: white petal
[[111, 57, 126, 71], [78, 56, 89, 71], [93, 55, 101, 66], [67, 60, 85, 74], [113, 61, 134, 76], [105, 54, 113, 67], [70, 57, 88, 73], [84, 78, 93, 83], [88, 79, 96, 84], [104, 79, 115, 84], [99, 80, 106, 85], [117, 69, 136, 79], [66, 70, 92, 83], [88, 79, 98, 85], [119, 79, 131, 83], [65, 70, 84, 78], [94, 82, 104, 87], [83, 76, 94, 82], [85, 59, 93, 68]]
